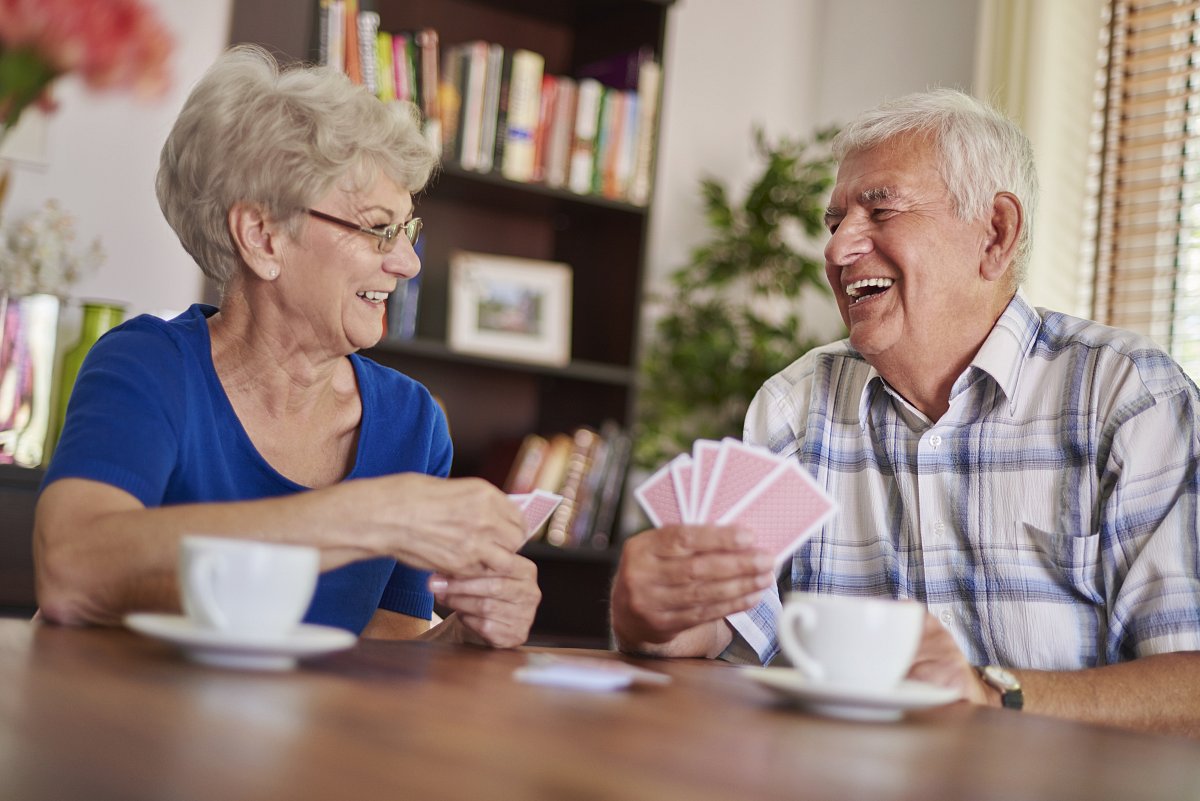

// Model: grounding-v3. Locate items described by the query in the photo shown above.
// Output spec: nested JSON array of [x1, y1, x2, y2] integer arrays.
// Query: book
[[533, 432, 574, 495], [531, 74, 558, 184], [500, 49, 545, 182], [457, 41, 489, 171], [504, 433, 548, 494], [438, 44, 463, 159], [415, 28, 442, 154], [544, 427, 600, 547], [588, 426, 632, 548], [392, 32, 412, 101], [628, 59, 662, 206], [477, 43, 505, 172], [385, 275, 420, 340], [590, 86, 614, 195], [375, 32, 395, 101], [491, 49, 515, 173], [568, 78, 603, 195], [357, 11, 380, 94], [544, 76, 576, 189], [326, 0, 345, 72], [343, 0, 361, 84]]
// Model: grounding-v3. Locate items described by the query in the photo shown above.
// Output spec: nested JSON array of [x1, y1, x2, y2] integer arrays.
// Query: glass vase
[[50, 300, 125, 451], [0, 292, 60, 467]]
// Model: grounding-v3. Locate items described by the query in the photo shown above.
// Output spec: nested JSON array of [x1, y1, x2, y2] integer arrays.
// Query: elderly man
[[611, 89, 1200, 736]]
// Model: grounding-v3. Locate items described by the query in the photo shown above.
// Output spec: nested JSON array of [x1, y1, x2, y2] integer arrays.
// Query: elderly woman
[[33, 45, 539, 647]]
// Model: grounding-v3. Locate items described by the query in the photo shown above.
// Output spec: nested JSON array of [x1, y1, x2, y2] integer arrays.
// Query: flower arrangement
[[0, 199, 103, 296], [0, 0, 173, 137]]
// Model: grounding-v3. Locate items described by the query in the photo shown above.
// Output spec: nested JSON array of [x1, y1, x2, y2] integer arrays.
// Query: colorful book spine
[[357, 11, 380, 94], [375, 32, 395, 101], [544, 76, 576, 190], [568, 78, 603, 195], [416, 28, 442, 154], [500, 49, 545, 182], [628, 59, 662, 206], [343, 0, 361, 84]]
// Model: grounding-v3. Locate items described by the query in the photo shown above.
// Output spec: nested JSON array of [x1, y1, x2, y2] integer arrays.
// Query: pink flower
[[0, 0, 172, 131]]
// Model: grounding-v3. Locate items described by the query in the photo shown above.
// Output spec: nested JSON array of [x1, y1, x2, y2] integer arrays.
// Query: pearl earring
[[268, 268, 278, 279]]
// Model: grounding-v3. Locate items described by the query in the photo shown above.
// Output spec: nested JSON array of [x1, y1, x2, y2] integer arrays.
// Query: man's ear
[[228, 202, 283, 281], [981, 191, 1022, 283]]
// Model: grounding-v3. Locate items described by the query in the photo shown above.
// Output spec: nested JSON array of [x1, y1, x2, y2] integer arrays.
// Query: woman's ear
[[981, 192, 1022, 284], [228, 202, 282, 281]]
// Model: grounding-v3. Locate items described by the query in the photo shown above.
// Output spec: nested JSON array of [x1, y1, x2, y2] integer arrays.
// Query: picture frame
[[448, 250, 573, 367]]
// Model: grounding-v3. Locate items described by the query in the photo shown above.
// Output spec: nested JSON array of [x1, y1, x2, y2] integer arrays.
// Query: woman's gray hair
[[156, 44, 437, 292], [832, 88, 1038, 284]]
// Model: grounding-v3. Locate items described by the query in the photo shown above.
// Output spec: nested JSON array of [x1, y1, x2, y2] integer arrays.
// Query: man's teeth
[[845, 277, 895, 300], [358, 290, 389, 303]]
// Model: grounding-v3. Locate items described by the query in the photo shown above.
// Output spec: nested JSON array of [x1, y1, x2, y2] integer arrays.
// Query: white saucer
[[744, 667, 961, 721], [125, 613, 357, 671]]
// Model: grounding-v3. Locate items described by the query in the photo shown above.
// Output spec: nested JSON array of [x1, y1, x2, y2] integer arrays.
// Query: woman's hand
[[361, 474, 527, 579], [428, 555, 541, 648]]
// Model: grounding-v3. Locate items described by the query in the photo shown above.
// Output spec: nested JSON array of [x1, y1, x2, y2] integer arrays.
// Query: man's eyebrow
[[859, 186, 896, 203]]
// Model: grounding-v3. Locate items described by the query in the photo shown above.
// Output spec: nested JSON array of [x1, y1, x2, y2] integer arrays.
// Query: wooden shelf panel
[[372, 337, 635, 386]]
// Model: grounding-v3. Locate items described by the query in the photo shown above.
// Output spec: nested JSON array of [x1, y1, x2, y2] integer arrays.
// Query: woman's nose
[[383, 241, 421, 279]]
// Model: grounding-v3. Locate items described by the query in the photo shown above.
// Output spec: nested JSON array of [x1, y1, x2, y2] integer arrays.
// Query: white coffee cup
[[179, 535, 320, 638], [777, 593, 925, 690]]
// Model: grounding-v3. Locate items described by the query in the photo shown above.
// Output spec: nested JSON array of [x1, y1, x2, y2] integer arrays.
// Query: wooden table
[[1, 618, 1198, 801]]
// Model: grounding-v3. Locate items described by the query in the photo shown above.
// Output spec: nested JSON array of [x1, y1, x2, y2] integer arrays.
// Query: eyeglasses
[[306, 208, 422, 253]]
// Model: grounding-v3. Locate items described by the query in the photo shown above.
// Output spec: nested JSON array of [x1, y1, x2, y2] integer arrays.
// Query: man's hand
[[610, 525, 776, 657], [428, 555, 541, 649], [905, 611, 993, 705]]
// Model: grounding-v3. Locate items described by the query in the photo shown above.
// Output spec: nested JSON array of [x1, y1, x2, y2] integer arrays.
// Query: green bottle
[[51, 301, 125, 451]]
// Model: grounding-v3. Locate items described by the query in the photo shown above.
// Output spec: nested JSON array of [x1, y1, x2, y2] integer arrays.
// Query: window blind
[[1093, 0, 1200, 376]]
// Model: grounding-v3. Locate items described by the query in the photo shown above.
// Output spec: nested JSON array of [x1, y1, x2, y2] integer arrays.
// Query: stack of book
[[502, 421, 632, 550], [316, 3, 662, 206]]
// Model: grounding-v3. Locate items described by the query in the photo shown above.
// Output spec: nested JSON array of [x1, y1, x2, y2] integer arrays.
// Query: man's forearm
[[1014, 651, 1200, 738]]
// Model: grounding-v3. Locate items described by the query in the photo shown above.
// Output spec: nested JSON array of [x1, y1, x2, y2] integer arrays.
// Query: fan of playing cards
[[634, 438, 837, 568]]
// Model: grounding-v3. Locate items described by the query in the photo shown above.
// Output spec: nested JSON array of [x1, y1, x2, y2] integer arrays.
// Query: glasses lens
[[405, 218, 423, 245]]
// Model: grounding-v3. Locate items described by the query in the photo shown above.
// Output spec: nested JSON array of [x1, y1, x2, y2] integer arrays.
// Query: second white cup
[[179, 535, 320, 639], [777, 593, 925, 690]]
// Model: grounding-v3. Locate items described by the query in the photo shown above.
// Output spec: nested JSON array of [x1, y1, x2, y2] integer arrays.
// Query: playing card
[[690, 439, 722, 520], [634, 460, 684, 527], [696, 439, 785, 523], [716, 459, 836, 569], [669, 454, 695, 522], [509, 490, 563, 541]]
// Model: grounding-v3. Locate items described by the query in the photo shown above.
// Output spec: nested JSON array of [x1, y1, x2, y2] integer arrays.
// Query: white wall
[[646, 0, 983, 343], [3, 0, 233, 319]]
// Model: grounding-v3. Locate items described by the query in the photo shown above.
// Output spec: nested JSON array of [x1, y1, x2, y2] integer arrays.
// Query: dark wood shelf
[[428, 162, 649, 216], [373, 337, 636, 386]]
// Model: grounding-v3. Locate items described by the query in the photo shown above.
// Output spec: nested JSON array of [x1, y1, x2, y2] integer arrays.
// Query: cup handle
[[186, 552, 228, 629], [778, 604, 825, 682]]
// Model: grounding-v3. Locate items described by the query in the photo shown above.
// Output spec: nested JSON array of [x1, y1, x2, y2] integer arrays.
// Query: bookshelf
[[230, 0, 672, 647]]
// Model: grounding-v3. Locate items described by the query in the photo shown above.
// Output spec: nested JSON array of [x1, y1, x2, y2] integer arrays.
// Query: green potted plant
[[635, 126, 841, 469]]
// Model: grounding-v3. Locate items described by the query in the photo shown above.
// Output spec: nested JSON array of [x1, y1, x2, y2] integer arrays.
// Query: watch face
[[984, 665, 1019, 689]]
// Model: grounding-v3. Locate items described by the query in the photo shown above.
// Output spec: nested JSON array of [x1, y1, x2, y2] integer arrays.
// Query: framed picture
[[448, 250, 573, 367]]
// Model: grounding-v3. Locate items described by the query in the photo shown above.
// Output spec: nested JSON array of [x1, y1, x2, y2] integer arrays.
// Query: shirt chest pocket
[[1005, 521, 1105, 607]]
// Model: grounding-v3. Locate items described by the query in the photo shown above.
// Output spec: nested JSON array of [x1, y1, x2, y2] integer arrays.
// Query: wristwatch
[[977, 665, 1023, 710]]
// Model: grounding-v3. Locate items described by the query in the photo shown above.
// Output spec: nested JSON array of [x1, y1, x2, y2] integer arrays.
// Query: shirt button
[[929, 434, 943, 449], [933, 521, 946, 540], [939, 609, 954, 625]]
